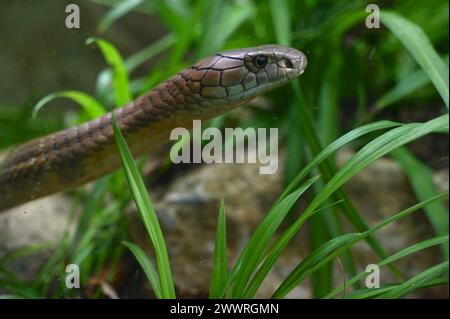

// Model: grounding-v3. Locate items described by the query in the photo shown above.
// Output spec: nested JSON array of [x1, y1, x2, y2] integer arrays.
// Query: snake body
[[0, 45, 307, 212]]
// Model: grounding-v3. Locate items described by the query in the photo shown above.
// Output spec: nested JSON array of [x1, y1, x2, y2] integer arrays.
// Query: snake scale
[[0, 45, 307, 212]]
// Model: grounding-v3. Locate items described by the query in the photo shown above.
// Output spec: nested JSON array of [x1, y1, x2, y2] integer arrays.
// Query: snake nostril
[[279, 58, 294, 69], [285, 59, 294, 68]]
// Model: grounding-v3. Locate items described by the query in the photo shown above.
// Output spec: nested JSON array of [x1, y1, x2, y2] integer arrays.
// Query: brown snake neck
[[0, 45, 307, 212]]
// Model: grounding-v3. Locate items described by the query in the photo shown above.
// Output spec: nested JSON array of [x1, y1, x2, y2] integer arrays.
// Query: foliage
[[0, 0, 448, 299]]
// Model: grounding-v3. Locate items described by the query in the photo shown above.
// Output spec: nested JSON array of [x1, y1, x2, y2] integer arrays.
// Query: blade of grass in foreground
[[229, 175, 320, 298], [278, 120, 402, 200], [381, 11, 449, 108], [344, 277, 448, 299], [122, 241, 162, 299], [242, 121, 402, 298], [272, 192, 448, 298], [292, 82, 398, 277], [209, 200, 228, 299], [376, 261, 449, 299], [244, 115, 448, 298], [324, 235, 449, 298], [112, 116, 175, 299], [392, 147, 449, 259]]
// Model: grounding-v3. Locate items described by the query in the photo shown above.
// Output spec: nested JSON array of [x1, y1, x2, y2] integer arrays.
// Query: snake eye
[[253, 55, 268, 68]]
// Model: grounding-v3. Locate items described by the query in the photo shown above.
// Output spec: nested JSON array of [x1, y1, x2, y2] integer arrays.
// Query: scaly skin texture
[[0, 45, 307, 212]]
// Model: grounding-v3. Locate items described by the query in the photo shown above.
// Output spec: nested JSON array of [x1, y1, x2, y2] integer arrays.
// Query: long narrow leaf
[[392, 147, 449, 259], [87, 37, 132, 107], [122, 241, 162, 298], [33, 91, 106, 119], [246, 115, 448, 298], [272, 192, 448, 298], [209, 200, 228, 298], [112, 116, 175, 298], [325, 235, 449, 299], [230, 175, 320, 298], [381, 11, 449, 108], [377, 261, 449, 299]]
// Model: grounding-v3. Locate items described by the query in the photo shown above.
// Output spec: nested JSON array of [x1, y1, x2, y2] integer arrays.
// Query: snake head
[[181, 45, 307, 107]]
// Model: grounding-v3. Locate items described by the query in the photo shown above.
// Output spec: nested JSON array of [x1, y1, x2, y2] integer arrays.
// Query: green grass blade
[[291, 83, 398, 275], [269, 0, 291, 46], [392, 147, 449, 259], [122, 241, 162, 299], [312, 55, 344, 297], [209, 199, 228, 299], [325, 234, 449, 299], [0, 279, 42, 299], [230, 175, 320, 298], [279, 120, 402, 200], [125, 33, 176, 73], [377, 261, 449, 299], [381, 11, 449, 108], [112, 116, 175, 298], [242, 121, 402, 298], [273, 192, 448, 298], [346, 277, 448, 299], [97, 0, 144, 33], [248, 116, 448, 298], [273, 233, 361, 299], [87, 37, 132, 107], [197, 1, 254, 57], [345, 286, 398, 299], [300, 115, 448, 226], [376, 69, 431, 110], [0, 241, 54, 264], [33, 91, 106, 119], [94, 33, 176, 104], [374, 55, 448, 112]]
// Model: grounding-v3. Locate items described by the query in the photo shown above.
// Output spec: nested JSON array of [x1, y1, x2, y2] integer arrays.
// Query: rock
[[0, 194, 74, 281]]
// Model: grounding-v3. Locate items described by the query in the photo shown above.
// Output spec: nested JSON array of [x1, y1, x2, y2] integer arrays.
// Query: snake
[[0, 45, 307, 212]]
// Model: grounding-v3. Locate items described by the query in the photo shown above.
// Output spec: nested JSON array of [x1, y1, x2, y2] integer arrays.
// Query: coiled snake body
[[0, 45, 307, 212]]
